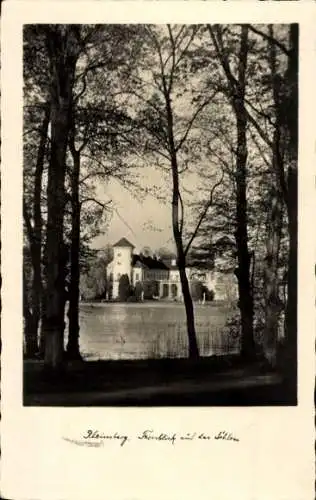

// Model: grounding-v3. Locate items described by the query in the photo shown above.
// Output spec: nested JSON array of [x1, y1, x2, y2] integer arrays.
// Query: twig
[[246, 24, 290, 57], [184, 169, 224, 256]]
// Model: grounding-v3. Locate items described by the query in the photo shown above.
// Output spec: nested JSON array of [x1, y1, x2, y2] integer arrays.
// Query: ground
[[23, 355, 296, 406]]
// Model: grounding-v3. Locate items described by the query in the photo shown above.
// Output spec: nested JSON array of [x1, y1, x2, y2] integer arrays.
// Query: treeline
[[80, 271, 214, 303], [23, 24, 297, 385]]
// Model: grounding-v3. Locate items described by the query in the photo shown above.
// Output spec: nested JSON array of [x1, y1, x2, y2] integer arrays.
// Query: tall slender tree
[[260, 25, 287, 365], [23, 104, 50, 356], [63, 25, 145, 359], [23, 26, 51, 356], [131, 25, 222, 358], [42, 25, 81, 371], [241, 24, 298, 378], [283, 25, 298, 389], [208, 24, 256, 359]]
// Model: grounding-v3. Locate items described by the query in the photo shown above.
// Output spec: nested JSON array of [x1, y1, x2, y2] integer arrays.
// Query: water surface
[[70, 302, 239, 360]]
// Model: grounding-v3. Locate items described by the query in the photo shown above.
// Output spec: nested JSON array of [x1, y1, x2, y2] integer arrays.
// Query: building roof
[[113, 237, 135, 249], [159, 256, 175, 269], [169, 264, 178, 270], [133, 260, 145, 269], [132, 254, 169, 270]]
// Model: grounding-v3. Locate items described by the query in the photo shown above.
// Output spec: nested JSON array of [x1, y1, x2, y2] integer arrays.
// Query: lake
[[69, 302, 240, 361]]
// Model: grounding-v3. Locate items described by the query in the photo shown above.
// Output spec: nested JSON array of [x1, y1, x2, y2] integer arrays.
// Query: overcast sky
[[92, 165, 205, 254], [96, 183, 173, 253], [93, 168, 176, 253]]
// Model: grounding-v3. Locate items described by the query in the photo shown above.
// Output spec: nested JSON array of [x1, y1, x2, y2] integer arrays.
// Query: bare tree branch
[[145, 25, 169, 94], [74, 70, 88, 104], [246, 24, 290, 57], [23, 199, 35, 245], [246, 107, 273, 149], [124, 89, 165, 117], [80, 197, 113, 211], [207, 25, 239, 93], [175, 90, 218, 152], [184, 169, 224, 256], [174, 25, 200, 71], [167, 24, 177, 93], [79, 169, 114, 184], [249, 128, 271, 169], [179, 189, 184, 235]]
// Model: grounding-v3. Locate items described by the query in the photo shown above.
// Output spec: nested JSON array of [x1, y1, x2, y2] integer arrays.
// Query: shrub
[[143, 280, 157, 299], [126, 295, 138, 303], [205, 288, 215, 301], [118, 274, 131, 301], [191, 280, 204, 301], [134, 281, 143, 301]]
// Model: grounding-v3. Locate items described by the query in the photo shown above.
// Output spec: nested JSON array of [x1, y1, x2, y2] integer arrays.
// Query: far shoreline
[[79, 300, 236, 308]]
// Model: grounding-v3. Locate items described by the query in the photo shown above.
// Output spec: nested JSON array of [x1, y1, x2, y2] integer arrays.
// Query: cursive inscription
[[138, 429, 176, 445], [214, 431, 239, 442], [83, 429, 129, 446], [180, 432, 196, 440], [63, 429, 240, 447]]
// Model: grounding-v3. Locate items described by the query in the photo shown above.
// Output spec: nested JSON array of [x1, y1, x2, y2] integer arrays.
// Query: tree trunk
[[42, 27, 78, 373], [172, 188, 199, 358], [166, 99, 199, 359], [283, 25, 298, 393], [42, 117, 68, 371], [23, 270, 38, 357], [33, 103, 50, 356], [23, 99, 49, 357], [263, 183, 283, 366], [285, 168, 297, 386], [233, 27, 255, 361], [263, 30, 286, 367], [209, 25, 255, 360], [234, 105, 255, 361], [178, 250, 199, 359], [66, 149, 82, 360]]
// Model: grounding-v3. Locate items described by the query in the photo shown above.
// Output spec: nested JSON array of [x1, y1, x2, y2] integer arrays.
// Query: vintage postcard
[[1, 1, 315, 499]]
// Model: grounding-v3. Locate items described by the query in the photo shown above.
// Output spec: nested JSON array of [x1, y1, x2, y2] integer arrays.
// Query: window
[[117, 261, 121, 265], [117, 252, 122, 257], [135, 273, 139, 281]]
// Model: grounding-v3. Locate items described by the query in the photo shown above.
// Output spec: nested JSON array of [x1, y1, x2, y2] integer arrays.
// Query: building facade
[[106, 237, 238, 301]]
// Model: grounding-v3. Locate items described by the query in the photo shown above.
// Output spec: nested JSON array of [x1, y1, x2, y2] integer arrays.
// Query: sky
[[93, 168, 176, 254], [94, 180, 173, 253], [92, 166, 205, 254]]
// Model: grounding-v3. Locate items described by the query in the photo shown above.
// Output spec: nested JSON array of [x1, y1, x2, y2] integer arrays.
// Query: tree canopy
[[22, 23, 297, 378]]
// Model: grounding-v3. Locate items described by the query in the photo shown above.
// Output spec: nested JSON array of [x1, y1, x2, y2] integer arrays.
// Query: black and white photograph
[[2, 3, 315, 500], [22, 22, 299, 406]]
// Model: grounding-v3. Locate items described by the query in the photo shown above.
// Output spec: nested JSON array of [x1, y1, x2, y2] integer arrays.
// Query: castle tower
[[112, 237, 135, 299]]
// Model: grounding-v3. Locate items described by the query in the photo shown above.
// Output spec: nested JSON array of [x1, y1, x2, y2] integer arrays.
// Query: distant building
[[106, 237, 238, 301]]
